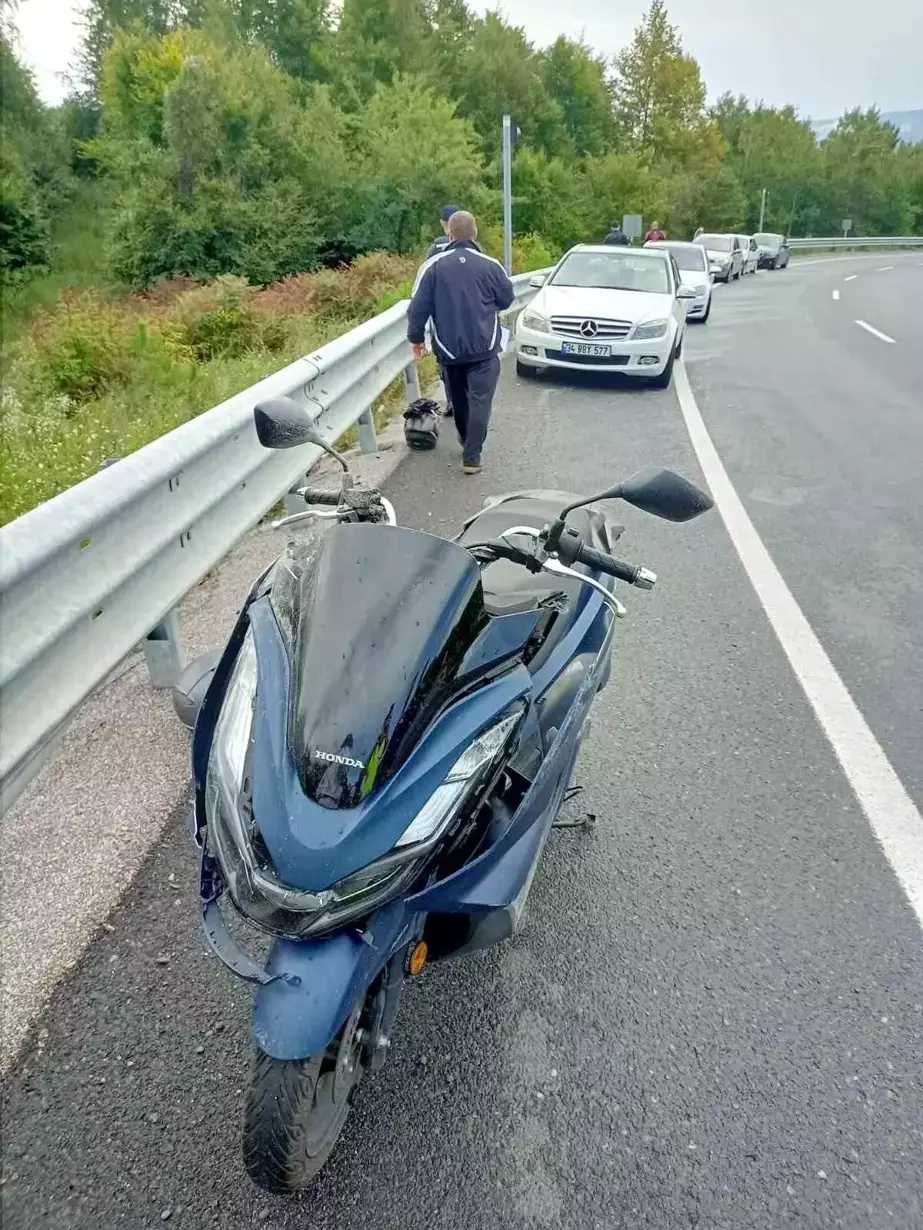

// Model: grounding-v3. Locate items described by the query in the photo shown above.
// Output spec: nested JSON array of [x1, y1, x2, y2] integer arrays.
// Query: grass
[[0, 253, 423, 526]]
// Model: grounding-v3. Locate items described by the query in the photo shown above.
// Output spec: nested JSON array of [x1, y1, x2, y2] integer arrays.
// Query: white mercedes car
[[515, 245, 695, 389]]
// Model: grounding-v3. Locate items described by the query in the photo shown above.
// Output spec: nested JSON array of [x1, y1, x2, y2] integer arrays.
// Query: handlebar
[[298, 488, 341, 507], [573, 543, 656, 589]]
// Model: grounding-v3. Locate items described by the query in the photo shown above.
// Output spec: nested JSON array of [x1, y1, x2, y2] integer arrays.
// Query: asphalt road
[[3, 256, 923, 1230]]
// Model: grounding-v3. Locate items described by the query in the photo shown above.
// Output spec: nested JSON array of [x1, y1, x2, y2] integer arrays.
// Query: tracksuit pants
[[443, 355, 501, 467]]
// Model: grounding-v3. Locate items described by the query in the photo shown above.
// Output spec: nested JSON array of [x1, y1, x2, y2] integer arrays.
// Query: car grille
[[550, 316, 632, 340], [545, 350, 629, 367]]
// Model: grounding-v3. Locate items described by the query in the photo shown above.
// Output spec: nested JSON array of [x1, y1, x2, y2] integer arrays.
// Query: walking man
[[408, 211, 513, 475]]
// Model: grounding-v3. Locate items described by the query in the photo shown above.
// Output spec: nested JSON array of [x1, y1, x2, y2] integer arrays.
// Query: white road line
[[844, 275, 858, 282], [674, 360, 923, 932], [877, 265, 895, 271], [855, 319, 897, 344], [831, 289, 840, 300]]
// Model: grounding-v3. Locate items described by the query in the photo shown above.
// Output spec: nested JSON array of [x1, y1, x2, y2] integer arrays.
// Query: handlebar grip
[[576, 544, 656, 589], [301, 488, 341, 507]]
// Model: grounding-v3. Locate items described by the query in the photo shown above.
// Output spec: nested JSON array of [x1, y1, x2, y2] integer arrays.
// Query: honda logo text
[[313, 750, 365, 769]]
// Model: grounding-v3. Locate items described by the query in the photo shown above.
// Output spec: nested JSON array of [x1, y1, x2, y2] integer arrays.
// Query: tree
[[821, 109, 912, 236], [611, 0, 719, 171], [99, 35, 328, 284], [228, 0, 333, 82], [335, 0, 432, 97], [539, 37, 615, 158], [449, 13, 564, 158], [580, 152, 669, 241], [345, 74, 483, 251], [510, 148, 585, 251], [669, 163, 746, 236], [714, 94, 821, 233]]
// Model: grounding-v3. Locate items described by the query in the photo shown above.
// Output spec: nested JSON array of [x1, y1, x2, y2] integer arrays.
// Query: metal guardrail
[[788, 236, 923, 250], [0, 270, 548, 811]]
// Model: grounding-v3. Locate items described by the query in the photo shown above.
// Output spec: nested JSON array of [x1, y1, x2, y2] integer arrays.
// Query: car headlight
[[521, 309, 550, 333], [692, 283, 708, 295], [633, 318, 669, 340]]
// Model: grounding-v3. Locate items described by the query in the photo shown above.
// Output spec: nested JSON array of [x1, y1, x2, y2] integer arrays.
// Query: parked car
[[644, 240, 713, 322], [752, 233, 791, 269], [692, 233, 744, 282], [515, 245, 695, 388], [736, 234, 759, 274]]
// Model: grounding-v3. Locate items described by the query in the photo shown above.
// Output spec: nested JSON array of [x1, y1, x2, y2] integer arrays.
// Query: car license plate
[[561, 341, 611, 357]]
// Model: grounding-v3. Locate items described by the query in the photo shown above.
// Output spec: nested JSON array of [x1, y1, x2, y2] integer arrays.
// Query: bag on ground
[[403, 398, 440, 451]]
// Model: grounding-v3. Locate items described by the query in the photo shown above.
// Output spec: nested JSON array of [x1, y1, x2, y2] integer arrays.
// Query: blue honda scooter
[[185, 395, 712, 1193]]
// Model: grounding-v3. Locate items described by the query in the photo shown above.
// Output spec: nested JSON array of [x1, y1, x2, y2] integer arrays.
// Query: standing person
[[603, 221, 631, 246], [693, 226, 704, 239], [420, 204, 463, 417], [408, 211, 513, 476], [644, 220, 667, 242]]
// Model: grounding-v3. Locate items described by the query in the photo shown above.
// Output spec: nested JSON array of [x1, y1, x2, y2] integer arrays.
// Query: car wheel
[[649, 349, 675, 390], [516, 358, 538, 379], [772, 256, 780, 269]]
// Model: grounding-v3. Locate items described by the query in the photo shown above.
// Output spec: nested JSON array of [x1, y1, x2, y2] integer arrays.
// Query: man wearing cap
[[408, 210, 513, 476], [420, 204, 464, 416]]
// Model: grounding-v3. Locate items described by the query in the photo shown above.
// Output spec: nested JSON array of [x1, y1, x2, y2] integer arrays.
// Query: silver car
[[736, 235, 760, 274], [693, 233, 744, 282], [644, 240, 713, 322]]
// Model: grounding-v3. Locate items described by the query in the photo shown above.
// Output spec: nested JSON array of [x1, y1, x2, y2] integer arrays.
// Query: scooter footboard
[[252, 901, 412, 1060]]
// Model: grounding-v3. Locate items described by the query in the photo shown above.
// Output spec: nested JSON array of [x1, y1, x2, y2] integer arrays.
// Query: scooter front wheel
[[243, 1004, 365, 1193]]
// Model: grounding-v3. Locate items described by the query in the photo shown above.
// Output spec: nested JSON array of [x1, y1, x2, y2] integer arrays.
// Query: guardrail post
[[357, 407, 378, 455], [403, 360, 422, 404], [143, 608, 186, 688]]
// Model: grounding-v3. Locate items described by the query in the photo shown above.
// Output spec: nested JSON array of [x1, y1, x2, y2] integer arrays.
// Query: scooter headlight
[[394, 712, 521, 847]]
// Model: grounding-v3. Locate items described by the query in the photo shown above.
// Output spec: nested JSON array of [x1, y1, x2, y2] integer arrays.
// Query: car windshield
[[653, 244, 707, 271], [550, 251, 670, 294], [753, 233, 780, 245], [696, 235, 732, 252]]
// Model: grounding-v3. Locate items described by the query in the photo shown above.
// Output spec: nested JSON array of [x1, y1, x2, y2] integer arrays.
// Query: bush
[[28, 295, 132, 401], [0, 147, 51, 282], [166, 276, 285, 361]]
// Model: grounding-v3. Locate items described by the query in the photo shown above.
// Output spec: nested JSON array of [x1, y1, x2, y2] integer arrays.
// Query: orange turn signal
[[408, 941, 428, 976]]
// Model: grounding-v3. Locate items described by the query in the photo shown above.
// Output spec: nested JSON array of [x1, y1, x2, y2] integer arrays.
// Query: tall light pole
[[758, 187, 768, 232], [502, 114, 514, 274]]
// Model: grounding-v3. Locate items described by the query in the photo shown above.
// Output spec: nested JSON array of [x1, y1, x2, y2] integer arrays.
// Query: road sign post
[[622, 214, 642, 243], [502, 115, 514, 274], [842, 218, 852, 238]]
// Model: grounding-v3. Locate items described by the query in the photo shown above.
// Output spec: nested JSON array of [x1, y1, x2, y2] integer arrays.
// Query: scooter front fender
[[252, 900, 412, 1060]]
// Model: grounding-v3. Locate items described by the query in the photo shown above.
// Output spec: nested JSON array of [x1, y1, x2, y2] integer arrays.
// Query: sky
[[12, 0, 923, 119]]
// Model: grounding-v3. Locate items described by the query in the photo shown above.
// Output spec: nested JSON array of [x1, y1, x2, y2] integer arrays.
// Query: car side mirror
[[617, 467, 713, 522], [253, 396, 319, 450], [677, 285, 696, 300], [529, 274, 546, 288]]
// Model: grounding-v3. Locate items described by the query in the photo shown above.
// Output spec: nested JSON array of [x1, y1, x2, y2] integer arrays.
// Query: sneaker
[[462, 462, 482, 476]]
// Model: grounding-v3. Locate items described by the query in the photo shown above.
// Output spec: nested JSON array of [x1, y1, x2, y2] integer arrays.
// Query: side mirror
[[618, 467, 713, 522], [529, 273, 546, 288], [677, 285, 696, 300], [253, 396, 319, 450]]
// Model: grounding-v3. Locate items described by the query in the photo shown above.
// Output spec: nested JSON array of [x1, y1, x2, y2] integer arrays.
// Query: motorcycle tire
[[243, 1022, 364, 1193]]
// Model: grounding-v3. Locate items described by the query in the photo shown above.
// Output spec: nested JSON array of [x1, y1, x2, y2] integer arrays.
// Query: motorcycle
[[185, 394, 713, 1193]]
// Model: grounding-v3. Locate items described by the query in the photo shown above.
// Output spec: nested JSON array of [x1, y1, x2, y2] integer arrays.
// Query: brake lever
[[542, 558, 627, 617], [271, 508, 344, 529]]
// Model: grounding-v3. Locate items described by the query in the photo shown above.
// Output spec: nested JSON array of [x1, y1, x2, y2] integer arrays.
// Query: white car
[[644, 240, 712, 321], [693, 233, 743, 282], [515, 245, 695, 389], [736, 234, 759, 274]]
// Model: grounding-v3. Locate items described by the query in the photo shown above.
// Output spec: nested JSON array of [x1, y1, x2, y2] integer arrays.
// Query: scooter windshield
[[271, 523, 487, 809]]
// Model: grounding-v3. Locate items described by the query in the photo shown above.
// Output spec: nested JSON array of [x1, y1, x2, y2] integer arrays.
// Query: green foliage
[[611, 0, 721, 173], [166, 275, 283, 359], [345, 76, 484, 252], [539, 37, 615, 158], [0, 147, 51, 282], [28, 295, 134, 401]]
